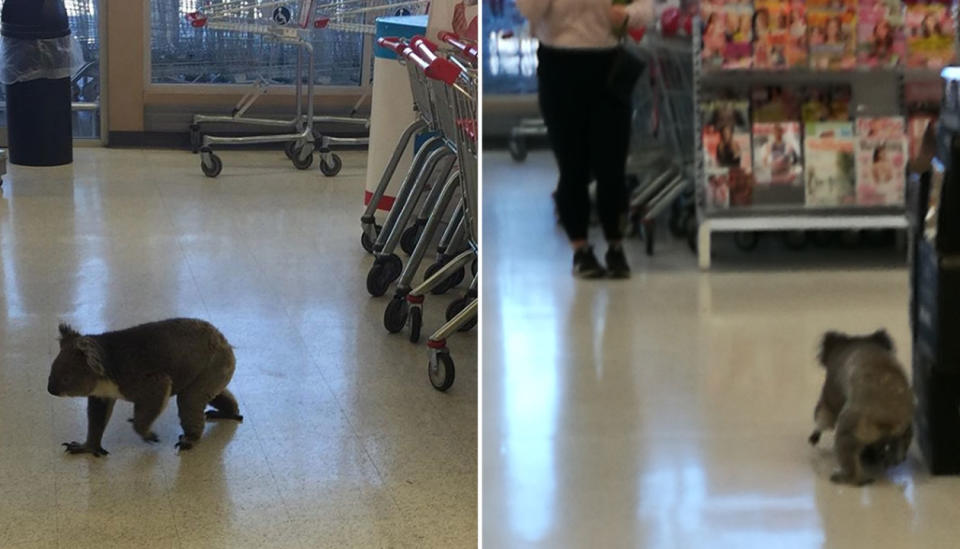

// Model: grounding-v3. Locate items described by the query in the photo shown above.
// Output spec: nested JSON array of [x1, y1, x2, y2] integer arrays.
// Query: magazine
[[788, 2, 809, 66], [702, 100, 754, 207], [855, 117, 907, 205], [751, 86, 801, 122], [905, 0, 955, 68], [753, 122, 805, 205], [800, 85, 852, 122], [805, 122, 856, 206], [702, 0, 727, 69], [858, 0, 905, 67], [724, 0, 754, 68], [754, 0, 790, 68], [808, 0, 858, 69]]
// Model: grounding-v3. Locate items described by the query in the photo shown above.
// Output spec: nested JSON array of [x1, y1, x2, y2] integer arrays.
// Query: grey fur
[[809, 329, 915, 485], [48, 318, 242, 456]]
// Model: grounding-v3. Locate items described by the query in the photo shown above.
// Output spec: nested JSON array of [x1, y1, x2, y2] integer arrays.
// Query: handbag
[[606, 19, 646, 104]]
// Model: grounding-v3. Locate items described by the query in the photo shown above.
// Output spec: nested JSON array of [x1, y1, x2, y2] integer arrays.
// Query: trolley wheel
[[644, 220, 656, 256], [284, 141, 299, 161], [839, 230, 863, 248], [201, 152, 222, 178], [432, 266, 464, 295], [319, 154, 343, 177], [509, 138, 527, 162], [361, 224, 382, 254], [446, 297, 476, 332], [429, 351, 455, 391], [409, 306, 422, 343], [366, 254, 403, 297], [810, 230, 836, 247], [189, 124, 201, 154], [783, 230, 808, 251], [685, 215, 698, 253], [292, 151, 314, 170], [734, 231, 759, 252], [383, 296, 408, 333], [400, 221, 425, 255]]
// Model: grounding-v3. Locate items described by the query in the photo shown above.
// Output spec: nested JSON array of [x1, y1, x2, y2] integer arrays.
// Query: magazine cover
[[909, 114, 937, 160], [724, 0, 754, 68], [751, 86, 801, 122], [808, 0, 858, 69], [753, 122, 805, 205], [858, 0, 905, 67], [702, 0, 727, 69], [905, 0, 955, 68], [788, 2, 809, 66], [855, 117, 907, 205], [800, 85, 853, 122], [804, 122, 856, 206], [701, 100, 753, 172], [753, 0, 790, 68], [702, 100, 755, 207]]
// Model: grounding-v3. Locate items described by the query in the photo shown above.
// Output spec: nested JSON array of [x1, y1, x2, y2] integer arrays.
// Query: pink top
[[517, 0, 656, 49]]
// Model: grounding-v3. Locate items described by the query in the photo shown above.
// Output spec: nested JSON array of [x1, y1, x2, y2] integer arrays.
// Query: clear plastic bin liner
[[0, 34, 83, 85]]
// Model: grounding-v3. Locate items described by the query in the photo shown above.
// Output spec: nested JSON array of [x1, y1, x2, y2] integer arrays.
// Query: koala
[[47, 318, 242, 456], [808, 329, 915, 485]]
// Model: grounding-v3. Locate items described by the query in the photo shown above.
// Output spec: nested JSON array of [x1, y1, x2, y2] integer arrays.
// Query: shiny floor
[[481, 151, 959, 548], [0, 148, 476, 549]]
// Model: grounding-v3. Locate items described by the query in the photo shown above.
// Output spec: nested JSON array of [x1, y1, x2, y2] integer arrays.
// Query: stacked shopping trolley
[[361, 32, 478, 392]]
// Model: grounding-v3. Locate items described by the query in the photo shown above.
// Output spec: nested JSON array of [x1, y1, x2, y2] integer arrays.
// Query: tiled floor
[[0, 148, 476, 549], [481, 151, 959, 548]]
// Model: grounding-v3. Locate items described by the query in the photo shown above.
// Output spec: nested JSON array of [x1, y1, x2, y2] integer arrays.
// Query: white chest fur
[[90, 379, 125, 400]]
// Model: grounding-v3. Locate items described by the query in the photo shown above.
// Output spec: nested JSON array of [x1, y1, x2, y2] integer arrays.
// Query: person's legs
[[588, 58, 633, 277], [537, 46, 604, 277]]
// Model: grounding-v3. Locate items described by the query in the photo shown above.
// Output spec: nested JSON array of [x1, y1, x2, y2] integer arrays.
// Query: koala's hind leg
[[205, 389, 243, 422], [831, 409, 878, 485], [175, 352, 235, 451], [809, 397, 838, 446]]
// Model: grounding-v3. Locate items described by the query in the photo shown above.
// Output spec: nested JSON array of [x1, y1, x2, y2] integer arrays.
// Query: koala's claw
[[62, 442, 109, 457], [174, 436, 195, 452], [142, 432, 160, 443], [808, 431, 821, 446], [830, 471, 874, 486], [205, 410, 244, 422]]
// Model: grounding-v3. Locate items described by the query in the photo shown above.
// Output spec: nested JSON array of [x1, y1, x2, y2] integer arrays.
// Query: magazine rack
[[691, 12, 952, 268]]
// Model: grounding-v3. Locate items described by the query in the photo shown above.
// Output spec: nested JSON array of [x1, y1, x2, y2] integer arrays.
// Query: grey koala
[[47, 318, 242, 456], [808, 329, 915, 485]]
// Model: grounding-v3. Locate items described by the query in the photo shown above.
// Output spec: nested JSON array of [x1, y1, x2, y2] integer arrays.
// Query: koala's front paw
[[830, 470, 874, 486], [174, 435, 196, 452], [141, 432, 160, 443], [808, 431, 821, 446], [62, 441, 109, 457]]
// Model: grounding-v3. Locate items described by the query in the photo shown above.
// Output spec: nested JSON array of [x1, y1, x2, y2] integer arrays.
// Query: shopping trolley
[[625, 27, 696, 255], [363, 36, 464, 297], [188, 0, 426, 177], [374, 36, 477, 390]]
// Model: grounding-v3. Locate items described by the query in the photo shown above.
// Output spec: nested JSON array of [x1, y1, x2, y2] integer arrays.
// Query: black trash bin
[[1, 0, 76, 166]]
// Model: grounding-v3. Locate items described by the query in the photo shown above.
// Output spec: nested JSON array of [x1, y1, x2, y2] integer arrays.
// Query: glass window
[[150, 0, 369, 86], [483, 0, 537, 95]]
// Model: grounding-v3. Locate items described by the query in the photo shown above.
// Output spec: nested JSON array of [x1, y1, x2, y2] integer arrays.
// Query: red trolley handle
[[376, 36, 409, 56], [403, 49, 433, 72], [438, 31, 478, 64], [411, 35, 441, 64], [423, 57, 464, 85]]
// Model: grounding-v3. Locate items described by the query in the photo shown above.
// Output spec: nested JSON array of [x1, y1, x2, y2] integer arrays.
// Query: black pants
[[537, 45, 632, 242]]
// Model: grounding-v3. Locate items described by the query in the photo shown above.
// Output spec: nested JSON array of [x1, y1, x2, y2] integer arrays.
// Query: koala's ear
[[870, 329, 894, 351], [819, 331, 847, 364], [74, 337, 105, 376], [58, 322, 79, 341]]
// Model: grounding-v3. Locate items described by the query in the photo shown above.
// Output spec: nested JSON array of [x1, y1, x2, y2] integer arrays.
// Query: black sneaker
[[573, 246, 606, 279], [605, 244, 631, 279]]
